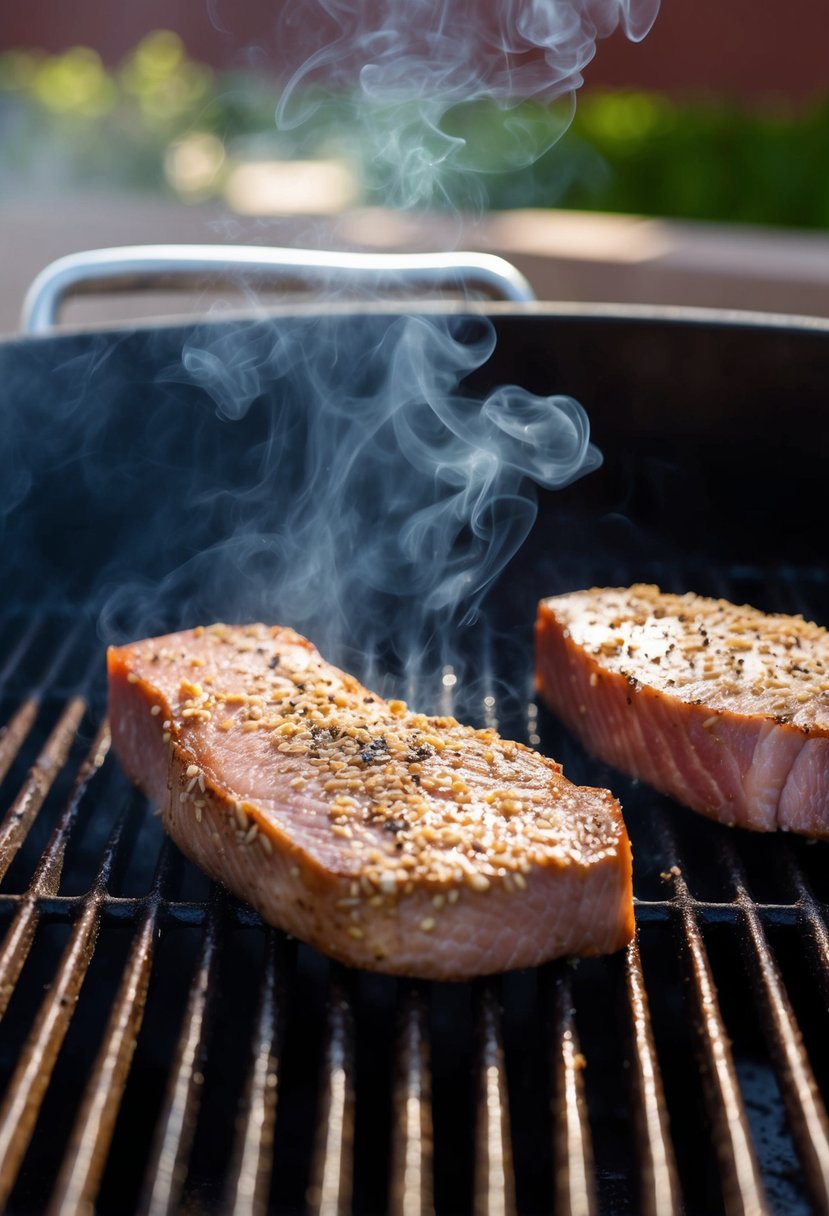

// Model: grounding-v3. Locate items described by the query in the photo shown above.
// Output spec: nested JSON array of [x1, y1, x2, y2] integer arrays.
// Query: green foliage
[[2, 31, 828, 229], [558, 92, 829, 229], [0, 33, 215, 193]]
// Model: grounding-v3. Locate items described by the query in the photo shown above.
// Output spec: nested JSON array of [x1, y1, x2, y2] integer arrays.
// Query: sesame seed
[[186, 765, 200, 778], [419, 917, 436, 932], [466, 872, 490, 892], [150, 705, 161, 716]]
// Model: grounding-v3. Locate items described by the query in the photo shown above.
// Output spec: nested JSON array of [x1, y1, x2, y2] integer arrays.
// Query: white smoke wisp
[[275, 0, 660, 207], [193, 314, 599, 660], [100, 312, 599, 694]]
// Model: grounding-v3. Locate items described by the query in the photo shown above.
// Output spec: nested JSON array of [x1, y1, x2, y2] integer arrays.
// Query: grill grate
[[1, 575, 829, 1215]]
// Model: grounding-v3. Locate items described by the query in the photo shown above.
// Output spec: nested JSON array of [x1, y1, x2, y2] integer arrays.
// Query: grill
[[2, 269, 829, 1214]]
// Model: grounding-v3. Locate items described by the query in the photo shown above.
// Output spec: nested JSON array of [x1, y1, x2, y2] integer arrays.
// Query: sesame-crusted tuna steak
[[108, 624, 633, 979], [536, 585, 829, 836]]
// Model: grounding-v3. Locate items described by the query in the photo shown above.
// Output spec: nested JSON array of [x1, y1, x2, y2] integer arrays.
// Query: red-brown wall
[[585, 0, 829, 104], [1, 0, 826, 104]]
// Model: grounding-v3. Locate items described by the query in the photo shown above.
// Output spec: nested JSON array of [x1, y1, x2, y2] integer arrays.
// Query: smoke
[[2, 1, 663, 705], [0, 307, 597, 702], [160, 0, 653, 677], [92, 311, 598, 691], [275, 0, 660, 207]]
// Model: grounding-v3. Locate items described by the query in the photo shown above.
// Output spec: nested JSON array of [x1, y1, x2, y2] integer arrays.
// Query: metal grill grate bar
[[788, 854, 829, 999], [223, 931, 284, 1216], [390, 987, 433, 1216], [551, 970, 596, 1216], [0, 810, 127, 1209], [623, 937, 682, 1216], [0, 720, 109, 1025], [0, 697, 87, 882], [0, 700, 38, 787], [723, 841, 829, 1212], [139, 893, 223, 1216], [48, 842, 174, 1216], [308, 974, 356, 1216], [675, 874, 769, 1216], [474, 985, 516, 1216]]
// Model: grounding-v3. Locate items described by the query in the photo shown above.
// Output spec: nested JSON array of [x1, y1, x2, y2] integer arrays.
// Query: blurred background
[[3, 0, 829, 331]]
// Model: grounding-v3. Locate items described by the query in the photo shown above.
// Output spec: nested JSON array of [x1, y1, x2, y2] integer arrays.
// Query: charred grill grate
[[1, 565, 829, 1215]]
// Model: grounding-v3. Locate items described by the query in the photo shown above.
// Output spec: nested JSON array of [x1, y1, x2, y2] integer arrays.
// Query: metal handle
[[21, 244, 535, 333]]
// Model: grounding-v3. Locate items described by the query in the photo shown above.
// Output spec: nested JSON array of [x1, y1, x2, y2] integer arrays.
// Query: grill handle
[[21, 244, 536, 333]]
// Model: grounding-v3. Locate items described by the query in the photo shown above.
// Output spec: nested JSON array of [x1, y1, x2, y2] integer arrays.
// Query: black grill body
[[0, 305, 827, 1215]]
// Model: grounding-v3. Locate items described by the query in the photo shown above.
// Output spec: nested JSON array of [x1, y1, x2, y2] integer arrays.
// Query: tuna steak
[[536, 584, 829, 836], [108, 623, 633, 979]]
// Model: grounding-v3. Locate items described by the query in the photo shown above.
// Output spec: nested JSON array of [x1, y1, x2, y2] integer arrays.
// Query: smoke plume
[[102, 1, 660, 689], [1, 1, 663, 707], [92, 311, 599, 694], [276, 0, 660, 207]]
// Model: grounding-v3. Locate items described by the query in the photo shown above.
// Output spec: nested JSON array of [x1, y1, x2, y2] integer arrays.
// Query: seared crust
[[108, 624, 633, 978], [536, 585, 829, 836]]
